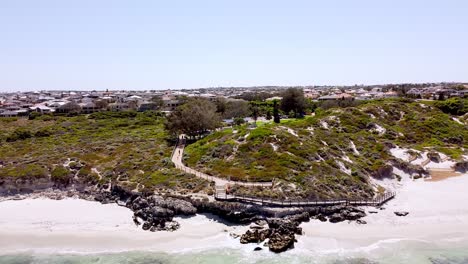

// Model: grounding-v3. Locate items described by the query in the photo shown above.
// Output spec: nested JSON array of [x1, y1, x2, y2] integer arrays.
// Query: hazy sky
[[1, 0, 467, 91]]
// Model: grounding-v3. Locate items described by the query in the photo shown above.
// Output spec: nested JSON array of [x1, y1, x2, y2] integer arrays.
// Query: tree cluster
[[216, 98, 250, 119], [165, 98, 221, 138], [280, 88, 307, 118]]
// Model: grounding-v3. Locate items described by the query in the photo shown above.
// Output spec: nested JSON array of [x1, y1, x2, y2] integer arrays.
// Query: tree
[[250, 103, 259, 126], [95, 100, 108, 110], [438, 93, 445, 101], [273, 100, 280, 123], [215, 98, 227, 117], [453, 84, 466, 91], [233, 117, 246, 126], [266, 110, 272, 120], [151, 96, 165, 109], [280, 88, 306, 118], [223, 100, 250, 119], [165, 98, 221, 138]]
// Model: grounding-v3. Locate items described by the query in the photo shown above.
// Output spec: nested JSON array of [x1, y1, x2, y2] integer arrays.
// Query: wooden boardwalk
[[171, 135, 395, 208], [214, 192, 395, 207]]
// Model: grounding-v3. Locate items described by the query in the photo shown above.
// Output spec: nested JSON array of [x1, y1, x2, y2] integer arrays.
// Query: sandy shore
[[0, 173, 467, 256], [297, 172, 468, 254], [0, 198, 250, 254]]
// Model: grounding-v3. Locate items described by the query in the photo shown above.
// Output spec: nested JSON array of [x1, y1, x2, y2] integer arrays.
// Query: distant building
[[266, 96, 282, 101], [303, 89, 320, 99], [29, 105, 54, 114], [0, 110, 18, 117], [79, 102, 98, 114], [318, 93, 354, 101]]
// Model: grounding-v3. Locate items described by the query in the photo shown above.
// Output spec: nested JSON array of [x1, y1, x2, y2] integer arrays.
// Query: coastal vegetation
[[184, 99, 468, 199], [0, 111, 209, 193], [1, 98, 467, 202]]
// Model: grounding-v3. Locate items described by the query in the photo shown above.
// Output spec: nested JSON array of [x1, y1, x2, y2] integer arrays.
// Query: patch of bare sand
[[426, 168, 463, 182]]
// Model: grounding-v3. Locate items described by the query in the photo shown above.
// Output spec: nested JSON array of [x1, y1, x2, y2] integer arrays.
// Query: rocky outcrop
[[372, 164, 393, 179], [239, 214, 307, 253], [389, 158, 428, 177], [454, 161, 468, 173], [309, 205, 366, 223], [0, 177, 54, 195], [427, 152, 441, 163], [240, 229, 271, 244], [268, 231, 295, 253], [152, 196, 197, 215], [394, 211, 409, 216], [191, 199, 261, 224]]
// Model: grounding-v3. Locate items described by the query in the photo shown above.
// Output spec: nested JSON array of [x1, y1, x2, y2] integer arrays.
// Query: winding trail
[[171, 135, 273, 193], [171, 135, 395, 207]]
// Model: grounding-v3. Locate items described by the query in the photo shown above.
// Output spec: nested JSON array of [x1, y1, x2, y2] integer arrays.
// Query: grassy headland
[[0, 111, 209, 194], [184, 99, 468, 199]]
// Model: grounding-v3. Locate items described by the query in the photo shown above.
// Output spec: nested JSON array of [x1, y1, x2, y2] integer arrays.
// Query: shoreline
[[1, 173, 468, 257], [0, 198, 252, 255]]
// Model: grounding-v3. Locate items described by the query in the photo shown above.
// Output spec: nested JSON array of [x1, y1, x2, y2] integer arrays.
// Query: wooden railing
[[214, 191, 395, 207]]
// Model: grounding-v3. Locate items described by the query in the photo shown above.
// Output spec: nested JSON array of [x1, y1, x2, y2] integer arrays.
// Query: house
[[138, 102, 159, 112], [163, 99, 181, 111], [318, 93, 354, 101], [458, 90, 468, 98], [29, 104, 54, 114], [0, 110, 18, 117], [79, 102, 98, 114], [199, 93, 218, 102], [382, 91, 399, 98], [266, 96, 282, 101], [303, 89, 320, 99], [406, 88, 422, 98], [56, 102, 82, 114], [108, 102, 131, 111]]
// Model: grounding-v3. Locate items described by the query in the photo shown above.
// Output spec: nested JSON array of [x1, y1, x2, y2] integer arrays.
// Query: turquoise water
[[1, 247, 468, 264]]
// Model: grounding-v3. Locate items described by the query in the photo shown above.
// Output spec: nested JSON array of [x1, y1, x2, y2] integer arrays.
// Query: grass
[[0, 111, 209, 192]]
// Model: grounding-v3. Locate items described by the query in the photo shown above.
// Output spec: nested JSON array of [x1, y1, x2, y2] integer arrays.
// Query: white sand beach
[[297, 172, 468, 255], [0, 172, 467, 258], [0, 198, 250, 254]]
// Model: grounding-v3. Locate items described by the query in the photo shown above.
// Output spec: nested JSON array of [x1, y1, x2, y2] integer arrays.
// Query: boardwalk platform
[[214, 192, 395, 208]]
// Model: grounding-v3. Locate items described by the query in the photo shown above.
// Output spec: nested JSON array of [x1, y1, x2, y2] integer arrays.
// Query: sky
[[0, 0, 467, 91]]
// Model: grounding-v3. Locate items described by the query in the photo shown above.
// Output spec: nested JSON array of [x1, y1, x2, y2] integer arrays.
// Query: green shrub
[[0, 164, 48, 179], [35, 128, 52, 137], [51, 166, 71, 184], [247, 127, 273, 140], [6, 129, 32, 142], [89, 111, 138, 119], [435, 98, 468, 115], [28, 112, 42, 120]]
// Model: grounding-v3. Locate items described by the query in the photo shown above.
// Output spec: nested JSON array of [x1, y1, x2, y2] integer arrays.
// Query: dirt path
[[171, 135, 273, 190]]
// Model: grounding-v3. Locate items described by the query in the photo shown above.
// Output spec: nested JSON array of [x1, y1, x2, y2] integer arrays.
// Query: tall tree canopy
[[216, 98, 250, 119], [165, 98, 221, 138], [224, 100, 250, 119], [280, 88, 306, 117]]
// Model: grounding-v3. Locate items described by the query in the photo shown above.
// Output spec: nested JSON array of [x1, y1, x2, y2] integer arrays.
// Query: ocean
[[2, 245, 468, 264]]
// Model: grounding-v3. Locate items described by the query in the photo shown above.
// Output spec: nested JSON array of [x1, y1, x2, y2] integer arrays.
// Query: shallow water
[[2, 243, 468, 264]]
